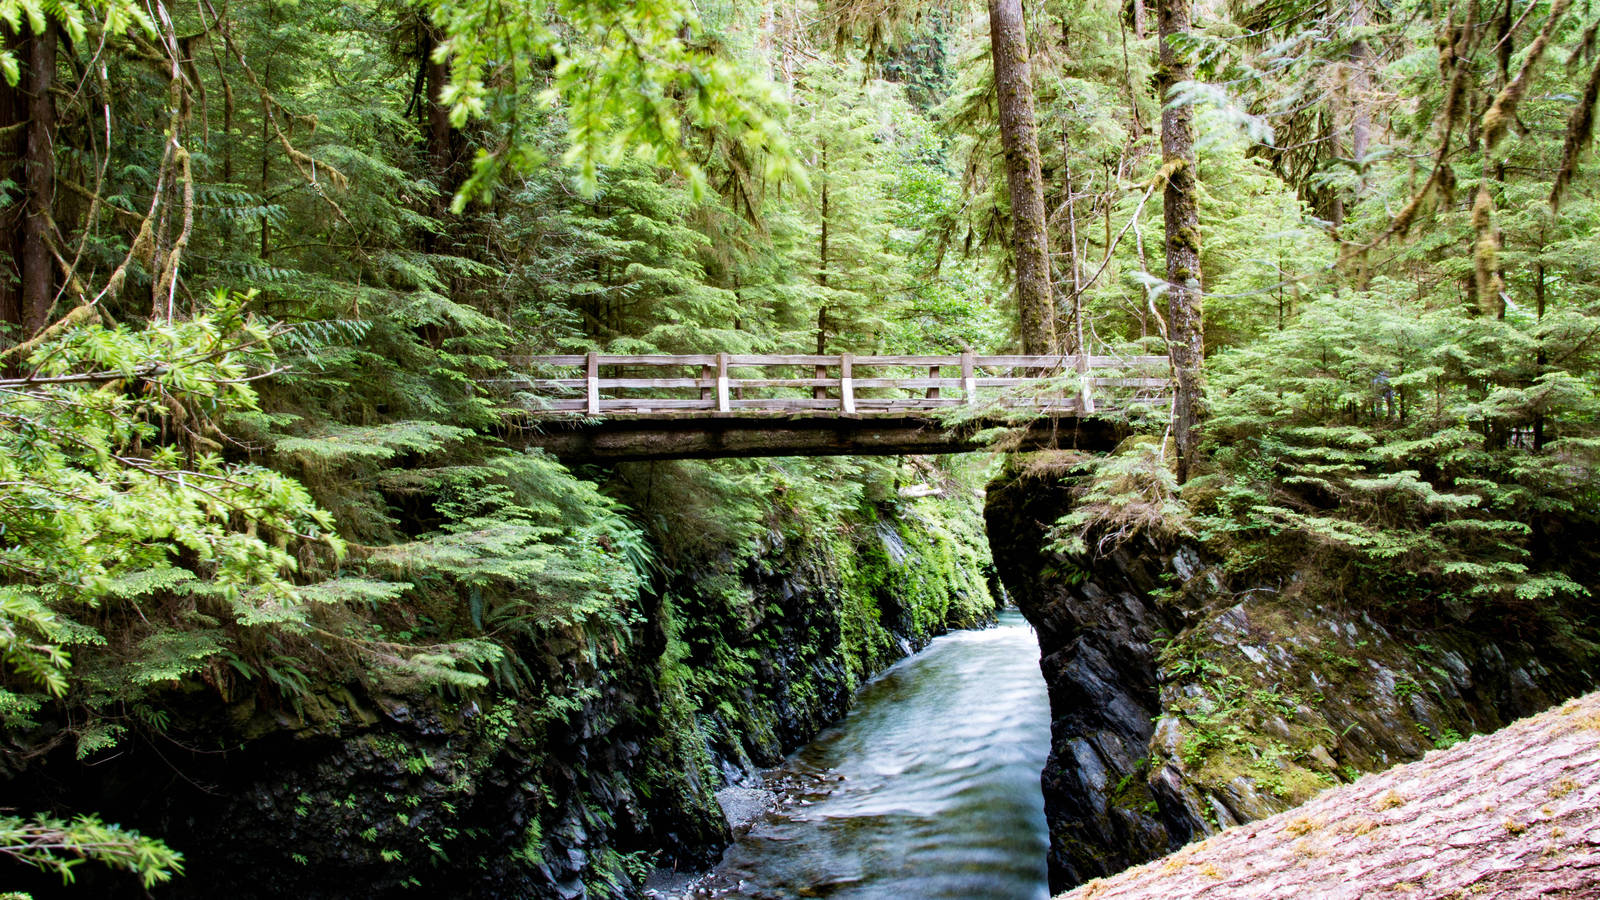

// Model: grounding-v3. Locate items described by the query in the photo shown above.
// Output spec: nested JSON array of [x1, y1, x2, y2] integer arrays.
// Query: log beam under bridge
[[512, 413, 1129, 464]]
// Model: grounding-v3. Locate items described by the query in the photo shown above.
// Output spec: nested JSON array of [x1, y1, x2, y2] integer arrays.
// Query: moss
[[1174, 225, 1202, 254]]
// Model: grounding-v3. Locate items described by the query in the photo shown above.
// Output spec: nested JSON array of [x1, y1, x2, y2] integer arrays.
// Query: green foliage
[[0, 814, 182, 888], [424, 0, 801, 205], [1049, 437, 1192, 558], [1197, 287, 1600, 624], [0, 296, 341, 699], [0, 0, 153, 84]]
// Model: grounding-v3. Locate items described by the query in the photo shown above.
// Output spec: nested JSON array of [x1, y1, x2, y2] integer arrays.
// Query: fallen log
[[1062, 691, 1600, 900]]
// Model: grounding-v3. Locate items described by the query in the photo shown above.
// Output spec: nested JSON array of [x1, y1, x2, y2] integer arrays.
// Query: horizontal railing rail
[[498, 352, 1172, 417]]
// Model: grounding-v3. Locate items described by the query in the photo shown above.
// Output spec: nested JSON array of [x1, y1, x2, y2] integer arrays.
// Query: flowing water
[[709, 610, 1051, 900]]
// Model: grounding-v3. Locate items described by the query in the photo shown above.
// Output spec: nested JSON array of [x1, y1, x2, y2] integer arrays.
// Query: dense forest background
[[2, 0, 1599, 890]]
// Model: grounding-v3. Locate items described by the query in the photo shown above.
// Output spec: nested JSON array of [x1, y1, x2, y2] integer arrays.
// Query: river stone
[[715, 786, 775, 833]]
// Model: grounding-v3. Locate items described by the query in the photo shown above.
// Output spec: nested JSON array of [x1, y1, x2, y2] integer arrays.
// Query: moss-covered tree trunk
[[989, 0, 1056, 355], [1158, 0, 1202, 482]]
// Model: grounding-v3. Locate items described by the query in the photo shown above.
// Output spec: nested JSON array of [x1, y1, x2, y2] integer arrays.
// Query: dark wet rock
[[985, 470, 1190, 890]]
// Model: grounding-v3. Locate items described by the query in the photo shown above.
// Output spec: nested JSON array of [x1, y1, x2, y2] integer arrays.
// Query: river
[[706, 609, 1051, 899]]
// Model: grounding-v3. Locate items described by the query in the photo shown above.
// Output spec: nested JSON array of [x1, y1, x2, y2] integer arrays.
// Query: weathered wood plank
[[840, 353, 856, 414], [728, 398, 839, 410], [516, 353, 1170, 368], [849, 377, 963, 389], [579, 377, 709, 389], [602, 354, 721, 366], [854, 398, 965, 408], [505, 351, 1173, 429], [974, 354, 1168, 367], [843, 355, 963, 366], [720, 377, 835, 388], [1091, 377, 1170, 388], [973, 376, 1072, 387], [586, 352, 600, 416], [602, 398, 713, 410], [716, 353, 730, 413], [513, 374, 1158, 392], [727, 354, 838, 366]]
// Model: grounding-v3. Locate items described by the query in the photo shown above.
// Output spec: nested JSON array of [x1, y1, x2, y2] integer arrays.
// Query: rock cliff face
[[4, 498, 993, 899], [984, 471, 1188, 888], [984, 467, 1598, 894]]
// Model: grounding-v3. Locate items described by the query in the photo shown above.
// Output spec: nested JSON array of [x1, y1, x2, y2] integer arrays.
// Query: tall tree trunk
[[1, 24, 58, 338], [1346, 0, 1373, 289], [989, 0, 1056, 355], [1349, 0, 1372, 167], [260, 61, 272, 260], [1158, 0, 1203, 482], [1533, 257, 1547, 452], [422, 25, 454, 220], [817, 142, 829, 354], [21, 24, 55, 335], [0, 31, 27, 337]]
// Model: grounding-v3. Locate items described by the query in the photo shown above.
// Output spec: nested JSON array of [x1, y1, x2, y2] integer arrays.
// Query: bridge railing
[[501, 353, 1171, 417]]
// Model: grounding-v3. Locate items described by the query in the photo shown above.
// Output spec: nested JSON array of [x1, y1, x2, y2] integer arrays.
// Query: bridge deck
[[503, 353, 1171, 462]]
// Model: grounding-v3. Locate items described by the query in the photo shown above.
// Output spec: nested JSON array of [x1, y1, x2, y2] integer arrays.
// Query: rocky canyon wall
[[984, 466, 1598, 893]]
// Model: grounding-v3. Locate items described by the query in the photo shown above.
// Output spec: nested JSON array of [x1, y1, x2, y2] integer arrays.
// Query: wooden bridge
[[502, 352, 1171, 462]]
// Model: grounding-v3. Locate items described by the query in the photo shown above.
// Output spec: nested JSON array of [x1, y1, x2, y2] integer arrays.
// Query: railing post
[[814, 362, 828, 401], [700, 364, 713, 405], [716, 352, 731, 412], [961, 351, 976, 406], [840, 353, 856, 414], [926, 364, 940, 400], [586, 351, 600, 416], [1077, 352, 1095, 413]]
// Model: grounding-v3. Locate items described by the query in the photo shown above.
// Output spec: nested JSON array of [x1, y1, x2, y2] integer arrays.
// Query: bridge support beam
[[513, 415, 1126, 464]]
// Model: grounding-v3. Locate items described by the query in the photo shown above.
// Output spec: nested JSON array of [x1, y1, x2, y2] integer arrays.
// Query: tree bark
[[0, 31, 27, 337], [1349, 0, 1372, 168], [1158, 0, 1202, 482], [1, 24, 58, 339], [817, 141, 829, 354], [989, 0, 1056, 355], [422, 25, 455, 218]]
